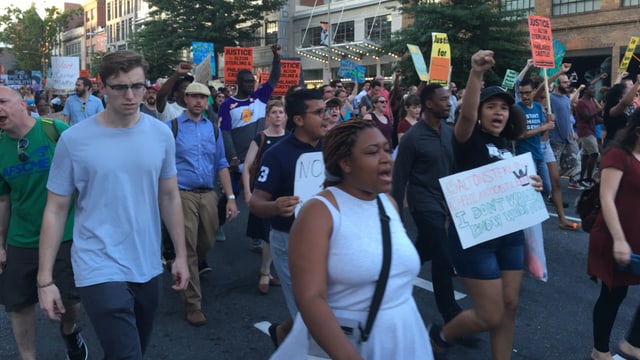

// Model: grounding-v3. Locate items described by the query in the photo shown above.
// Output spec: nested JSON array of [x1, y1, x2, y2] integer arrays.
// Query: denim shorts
[[448, 228, 525, 280]]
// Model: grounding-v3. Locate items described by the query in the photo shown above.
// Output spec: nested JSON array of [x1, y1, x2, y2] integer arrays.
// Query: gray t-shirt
[[47, 113, 177, 286]]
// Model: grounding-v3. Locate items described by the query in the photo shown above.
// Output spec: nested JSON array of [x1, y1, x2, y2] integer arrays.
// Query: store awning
[[296, 39, 398, 63]]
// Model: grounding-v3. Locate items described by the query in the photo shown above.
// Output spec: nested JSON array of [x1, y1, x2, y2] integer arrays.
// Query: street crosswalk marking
[[548, 212, 581, 222], [413, 277, 467, 300]]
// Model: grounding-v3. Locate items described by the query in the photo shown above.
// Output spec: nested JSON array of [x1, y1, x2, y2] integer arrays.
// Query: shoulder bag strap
[[359, 195, 392, 342]]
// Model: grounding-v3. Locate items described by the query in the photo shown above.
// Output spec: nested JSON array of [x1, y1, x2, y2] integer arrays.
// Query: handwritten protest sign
[[407, 44, 429, 82], [338, 59, 365, 83], [224, 47, 253, 85], [619, 36, 639, 73], [294, 152, 325, 216], [502, 69, 518, 89], [192, 41, 216, 77], [528, 16, 555, 68], [429, 33, 451, 86], [48, 57, 79, 91], [439, 153, 549, 249]]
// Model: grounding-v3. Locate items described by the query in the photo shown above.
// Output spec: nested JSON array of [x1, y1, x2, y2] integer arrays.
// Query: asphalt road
[[1, 179, 638, 359]]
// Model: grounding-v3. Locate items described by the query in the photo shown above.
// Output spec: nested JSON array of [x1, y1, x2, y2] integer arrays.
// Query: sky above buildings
[[0, 1, 81, 18]]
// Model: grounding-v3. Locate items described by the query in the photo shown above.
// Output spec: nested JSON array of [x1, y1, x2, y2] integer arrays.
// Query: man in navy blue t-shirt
[[249, 89, 328, 345]]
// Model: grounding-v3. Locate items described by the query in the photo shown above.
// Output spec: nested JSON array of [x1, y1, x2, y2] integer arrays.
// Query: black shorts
[[0, 241, 79, 312]]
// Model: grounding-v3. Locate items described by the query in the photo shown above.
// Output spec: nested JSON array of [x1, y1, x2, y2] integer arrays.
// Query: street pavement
[[1, 179, 638, 359]]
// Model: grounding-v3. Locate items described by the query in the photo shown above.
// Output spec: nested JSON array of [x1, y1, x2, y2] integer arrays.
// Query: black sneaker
[[198, 259, 212, 275], [62, 326, 88, 360]]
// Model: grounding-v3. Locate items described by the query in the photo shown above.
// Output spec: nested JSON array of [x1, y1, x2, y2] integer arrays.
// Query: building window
[[333, 21, 354, 44], [365, 15, 391, 43], [623, 0, 640, 5], [107, 2, 111, 21], [301, 26, 324, 47], [265, 21, 278, 46], [239, 26, 262, 47], [552, 0, 600, 15]]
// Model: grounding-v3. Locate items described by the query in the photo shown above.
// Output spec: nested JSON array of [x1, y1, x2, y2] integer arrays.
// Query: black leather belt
[[184, 188, 213, 193]]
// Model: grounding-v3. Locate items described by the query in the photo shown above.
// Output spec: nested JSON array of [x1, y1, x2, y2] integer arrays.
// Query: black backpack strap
[[359, 195, 392, 342], [171, 118, 178, 138]]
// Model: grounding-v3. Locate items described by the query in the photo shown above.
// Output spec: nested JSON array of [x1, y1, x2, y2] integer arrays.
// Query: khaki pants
[[179, 190, 219, 312]]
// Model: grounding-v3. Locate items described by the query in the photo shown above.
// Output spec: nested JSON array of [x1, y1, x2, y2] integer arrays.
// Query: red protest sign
[[528, 16, 554, 68], [223, 47, 253, 85], [273, 60, 301, 97]]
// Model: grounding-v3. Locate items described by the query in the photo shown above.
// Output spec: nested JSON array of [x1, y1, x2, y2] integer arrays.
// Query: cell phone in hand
[[616, 253, 640, 275]]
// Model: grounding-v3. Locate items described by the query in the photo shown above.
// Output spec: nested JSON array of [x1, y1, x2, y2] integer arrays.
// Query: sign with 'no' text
[[439, 153, 549, 249], [294, 152, 325, 216]]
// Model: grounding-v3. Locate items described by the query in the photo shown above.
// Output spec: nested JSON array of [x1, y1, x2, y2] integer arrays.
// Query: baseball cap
[[147, 84, 160, 92], [479, 86, 514, 106], [324, 97, 342, 107], [184, 82, 211, 97]]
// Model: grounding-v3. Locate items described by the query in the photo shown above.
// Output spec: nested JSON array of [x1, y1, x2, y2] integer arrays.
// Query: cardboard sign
[[294, 152, 325, 216], [439, 153, 549, 249], [407, 44, 429, 82], [223, 47, 253, 85], [192, 41, 216, 77], [48, 57, 80, 91], [528, 16, 555, 68], [619, 36, 639, 73], [429, 33, 451, 86], [502, 69, 518, 89], [274, 60, 301, 97], [338, 59, 365, 83]]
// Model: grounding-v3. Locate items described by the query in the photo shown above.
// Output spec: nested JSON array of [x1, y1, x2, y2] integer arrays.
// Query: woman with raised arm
[[429, 50, 542, 360]]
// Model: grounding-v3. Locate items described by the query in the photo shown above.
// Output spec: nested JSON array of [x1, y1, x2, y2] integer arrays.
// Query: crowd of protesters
[[2, 44, 640, 360]]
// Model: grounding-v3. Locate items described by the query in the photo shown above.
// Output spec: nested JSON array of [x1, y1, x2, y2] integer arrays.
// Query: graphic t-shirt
[[515, 102, 545, 161], [0, 118, 74, 248]]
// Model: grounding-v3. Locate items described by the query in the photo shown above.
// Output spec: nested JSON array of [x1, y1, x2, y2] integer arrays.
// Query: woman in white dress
[[270, 120, 432, 360]]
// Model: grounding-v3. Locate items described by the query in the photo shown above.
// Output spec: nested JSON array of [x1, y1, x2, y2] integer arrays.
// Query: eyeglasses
[[519, 91, 533, 95], [303, 108, 327, 117], [17, 138, 29, 162], [375, 100, 387, 104], [216, 95, 225, 98], [106, 83, 147, 95], [81, 101, 86, 112]]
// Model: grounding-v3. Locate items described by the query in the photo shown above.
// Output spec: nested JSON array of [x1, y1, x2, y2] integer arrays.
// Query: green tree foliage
[[132, 0, 286, 81], [0, 3, 81, 72], [387, 0, 530, 88]]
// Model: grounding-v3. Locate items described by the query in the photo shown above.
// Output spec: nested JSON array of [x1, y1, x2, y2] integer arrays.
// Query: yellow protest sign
[[429, 33, 451, 86], [619, 37, 639, 73]]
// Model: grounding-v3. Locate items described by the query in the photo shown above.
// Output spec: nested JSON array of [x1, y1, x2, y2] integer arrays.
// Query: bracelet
[[37, 280, 55, 288]]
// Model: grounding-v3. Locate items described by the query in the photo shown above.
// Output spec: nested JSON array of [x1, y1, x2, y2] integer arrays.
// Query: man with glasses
[[250, 89, 329, 345], [167, 82, 238, 327], [62, 77, 104, 126], [0, 86, 87, 360], [37, 50, 189, 359]]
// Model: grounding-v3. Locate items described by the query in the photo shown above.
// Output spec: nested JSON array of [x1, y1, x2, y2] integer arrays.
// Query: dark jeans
[[411, 209, 462, 323], [78, 275, 162, 360]]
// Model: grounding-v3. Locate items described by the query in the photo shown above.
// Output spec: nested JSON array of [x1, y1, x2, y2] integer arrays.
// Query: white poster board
[[293, 152, 324, 216], [439, 153, 549, 249], [48, 57, 79, 91]]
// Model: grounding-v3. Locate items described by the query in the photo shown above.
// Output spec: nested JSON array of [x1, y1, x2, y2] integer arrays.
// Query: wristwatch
[[227, 194, 236, 200]]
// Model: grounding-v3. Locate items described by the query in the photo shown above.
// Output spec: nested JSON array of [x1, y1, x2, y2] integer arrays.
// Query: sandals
[[258, 272, 281, 295]]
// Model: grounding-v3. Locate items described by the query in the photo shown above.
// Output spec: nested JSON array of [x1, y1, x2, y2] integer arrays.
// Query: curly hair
[[322, 120, 377, 188]]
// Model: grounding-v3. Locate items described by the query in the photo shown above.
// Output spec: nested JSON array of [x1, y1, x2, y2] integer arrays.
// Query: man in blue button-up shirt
[[166, 82, 237, 327]]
